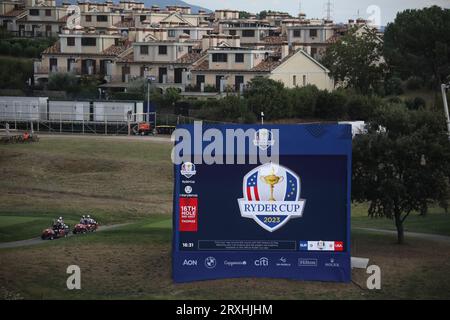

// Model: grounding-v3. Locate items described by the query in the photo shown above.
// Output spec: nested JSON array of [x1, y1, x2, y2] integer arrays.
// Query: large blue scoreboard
[[172, 123, 352, 282]]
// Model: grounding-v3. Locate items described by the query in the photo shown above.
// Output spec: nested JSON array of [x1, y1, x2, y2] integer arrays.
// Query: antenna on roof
[[324, 0, 333, 21]]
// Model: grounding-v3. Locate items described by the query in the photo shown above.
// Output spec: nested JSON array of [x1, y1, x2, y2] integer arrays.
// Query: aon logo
[[182, 259, 198, 266]]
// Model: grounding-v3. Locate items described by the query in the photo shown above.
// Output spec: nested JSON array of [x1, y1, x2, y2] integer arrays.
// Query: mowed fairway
[[1, 136, 450, 299], [0, 136, 173, 242]]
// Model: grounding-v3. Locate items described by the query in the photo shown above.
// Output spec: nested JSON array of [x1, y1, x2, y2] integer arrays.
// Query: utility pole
[[441, 83, 450, 141]]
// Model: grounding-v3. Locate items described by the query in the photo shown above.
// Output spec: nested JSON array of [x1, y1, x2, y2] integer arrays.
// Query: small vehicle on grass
[[73, 221, 98, 234], [41, 225, 70, 240], [73, 215, 98, 234]]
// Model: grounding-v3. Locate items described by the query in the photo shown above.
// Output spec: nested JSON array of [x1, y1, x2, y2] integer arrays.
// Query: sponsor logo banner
[[299, 241, 345, 251], [179, 197, 198, 232]]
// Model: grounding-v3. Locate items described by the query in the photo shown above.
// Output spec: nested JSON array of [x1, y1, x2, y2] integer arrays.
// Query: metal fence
[[0, 112, 149, 135], [0, 112, 229, 135]]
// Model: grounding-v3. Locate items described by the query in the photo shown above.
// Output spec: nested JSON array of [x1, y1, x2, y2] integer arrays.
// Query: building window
[[29, 9, 39, 16], [81, 38, 96, 46], [45, 9, 51, 16], [67, 37, 75, 46], [310, 29, 318, 37], [303, 75, 307, 86], [168, 30, 176, 37], [311, 47, 317, 57], [158, 45, 167, 55], [140, 45, 148, 55], [196, 75, 205, 86], [293, 75, 297, 86], [235, 53, 244, 63], [96, 15, 108, 22], [85, 15, 91, 22], [67, 58, 75, 72], [228, 30, 237, 36], [183, 29, 191, 35], [242, 30, 255, 37], [293, 30, 301, 38], [49, 58, 58, 72], [212, 53, 228, 62], [140, 66, 147, 77], [140, 15, 146, 22], [235, 75, 244, 90]]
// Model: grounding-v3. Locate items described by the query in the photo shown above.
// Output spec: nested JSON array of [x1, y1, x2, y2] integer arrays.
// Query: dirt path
[[0, 223, 130, 249], [354, 227, 450, 244], [37, 133, 172, 144]]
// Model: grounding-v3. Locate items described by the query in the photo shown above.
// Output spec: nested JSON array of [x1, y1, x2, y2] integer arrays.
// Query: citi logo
[[182, 259, 198, 266], [254, 257, 269, 267]]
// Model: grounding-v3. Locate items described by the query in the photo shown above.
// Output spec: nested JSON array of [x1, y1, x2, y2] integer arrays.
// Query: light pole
[[261, 112, 264, 125], [147, 75, 157, 131], [441, 83, 450, 141]]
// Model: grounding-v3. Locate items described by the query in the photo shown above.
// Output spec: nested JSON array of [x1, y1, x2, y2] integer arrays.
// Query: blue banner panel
[[172, 124, 352, 283]]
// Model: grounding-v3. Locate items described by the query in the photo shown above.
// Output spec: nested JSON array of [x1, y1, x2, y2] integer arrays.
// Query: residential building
[[1, 0, 69, 37], [214, 9, 239, 21], [0, 0, 27, 32], [190, 46, 334, 92], [34, 27, 127, 83], [219, 19, 278, 45], [106, 35, 203, 90], [286, 20, 336, 60]]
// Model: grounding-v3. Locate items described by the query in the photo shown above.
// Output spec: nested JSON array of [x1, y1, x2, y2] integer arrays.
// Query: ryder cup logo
[[180, 162, 196, 178], [238, 163, 306, 232], [253, 129, 275, 150]]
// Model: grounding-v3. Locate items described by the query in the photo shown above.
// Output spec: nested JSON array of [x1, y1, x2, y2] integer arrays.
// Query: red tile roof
[[263, 35, 287, 45], [42, 42, 61, 54], [191, 59, 209, 71], [101, 44, 130, 56], [176, 51, 205, 64], [117, 52, 134, 63], [1, 9, 25, 18], [114, 19, 135, 28]]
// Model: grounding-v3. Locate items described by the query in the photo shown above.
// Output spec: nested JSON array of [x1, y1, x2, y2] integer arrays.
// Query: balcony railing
[[34, 66, 82, 74], [14, 30, 58, 38]]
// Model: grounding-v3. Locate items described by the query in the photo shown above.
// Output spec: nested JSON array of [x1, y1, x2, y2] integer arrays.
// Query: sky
[[188, 0, 450, 25]]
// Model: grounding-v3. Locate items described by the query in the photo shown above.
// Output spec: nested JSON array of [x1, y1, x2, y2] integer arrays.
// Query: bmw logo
[[205, 257, 216, 269]]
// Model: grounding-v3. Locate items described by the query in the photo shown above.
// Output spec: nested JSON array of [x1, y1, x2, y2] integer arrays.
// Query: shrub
[[47, 73, 79, 91], [384, 76, 404, 95], [315, 90, 347, 119], [10, 42, 23, 56], [405, 97, 426, 110], [406, 76, 423, 90], [346, 95, 377, 120], [0, 40, 10, 55], [245, 77, 291, 119], [289, 85, 319, 118]]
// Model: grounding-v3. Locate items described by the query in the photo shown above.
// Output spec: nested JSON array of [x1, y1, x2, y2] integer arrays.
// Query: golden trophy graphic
[[261, 168, 284, 201]]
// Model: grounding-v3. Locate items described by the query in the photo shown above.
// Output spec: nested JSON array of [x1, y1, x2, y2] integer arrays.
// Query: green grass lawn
[[1, 135, 450, 299], [1, 216, 450, 300], [352, 203, 450, 236], [0, 137, 173, 242]]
